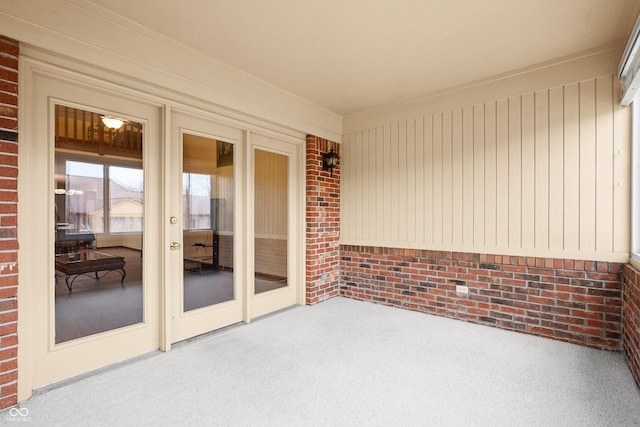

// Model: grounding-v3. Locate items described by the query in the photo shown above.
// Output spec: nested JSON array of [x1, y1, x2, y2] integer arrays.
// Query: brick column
[[305, 135, 340, 304], [623, 264, 640, 388], [0, 36, 18, 409]]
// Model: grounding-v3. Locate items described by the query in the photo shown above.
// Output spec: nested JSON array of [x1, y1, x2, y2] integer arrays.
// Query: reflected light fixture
[[101, 116, 124, 130], [322, 147, 340, 177]]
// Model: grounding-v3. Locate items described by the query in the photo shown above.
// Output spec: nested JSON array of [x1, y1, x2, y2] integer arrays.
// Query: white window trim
[[632, 101, 640, 269]]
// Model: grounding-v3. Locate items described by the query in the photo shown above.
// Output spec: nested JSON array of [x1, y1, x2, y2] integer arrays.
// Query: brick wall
[[623, 264, 640, 388], [0, 36, 18, 409], [341, 246, 623, 351], [305, 135, 340, 304]]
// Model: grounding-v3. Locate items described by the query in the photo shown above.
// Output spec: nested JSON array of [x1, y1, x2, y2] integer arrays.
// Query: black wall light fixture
[[322, 147, 340, 177]]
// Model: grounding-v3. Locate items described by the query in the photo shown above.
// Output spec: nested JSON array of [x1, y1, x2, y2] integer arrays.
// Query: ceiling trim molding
[[344, 45, 624, 134], [0, 1, 342, 142]]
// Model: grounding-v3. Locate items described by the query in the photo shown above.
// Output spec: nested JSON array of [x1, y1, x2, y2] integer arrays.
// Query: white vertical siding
[[614, 94, 632, 254], [508, 96, 522, 248], [521, 93, 535, 249], [424, 117, 434, 244], [579, 80, 597, 252], [473, 105, 485, 246], [496, 99, 509, 248], [564, 83, 580, 252], [341, 75, 631, 261], [548, 86, 565, 251], [442, 112, 453, 245], [452, 109, 463, 246], [534, 90, 549, 249], [462, 106, 474, 247], [398, 121, 408, 242], [415, 119, 425, 243], [596, 76, 614, 252], [484, 103, 497, 248], [434, 115, 443, 244]]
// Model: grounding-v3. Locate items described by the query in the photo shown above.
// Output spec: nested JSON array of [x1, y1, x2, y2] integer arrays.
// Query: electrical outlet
[[456, 285, 469, 294]]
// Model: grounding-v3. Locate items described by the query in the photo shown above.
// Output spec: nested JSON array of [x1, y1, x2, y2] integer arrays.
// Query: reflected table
[[55, 250, 126, 292]]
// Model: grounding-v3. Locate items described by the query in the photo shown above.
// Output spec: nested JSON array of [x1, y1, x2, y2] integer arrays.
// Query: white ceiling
[[89, 0, 640, 115]]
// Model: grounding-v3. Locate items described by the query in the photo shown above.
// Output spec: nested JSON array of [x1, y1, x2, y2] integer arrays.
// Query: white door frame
[[18, 58, 164, 399], [248, 132, 304, 318], [166, 109, 246, 345]]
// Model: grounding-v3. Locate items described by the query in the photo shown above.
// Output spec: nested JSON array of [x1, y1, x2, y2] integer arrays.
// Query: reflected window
[[59, 161, 104, 236], [57, 162, 143, 237], [183, 173, 212, 231], [110, 166, 143, 233]]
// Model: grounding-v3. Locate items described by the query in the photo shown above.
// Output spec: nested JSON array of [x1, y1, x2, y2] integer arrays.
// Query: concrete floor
[[5, 297, 640, 426]]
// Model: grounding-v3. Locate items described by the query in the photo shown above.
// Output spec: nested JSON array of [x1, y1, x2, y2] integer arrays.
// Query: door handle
[[170, 242, 181, 250]]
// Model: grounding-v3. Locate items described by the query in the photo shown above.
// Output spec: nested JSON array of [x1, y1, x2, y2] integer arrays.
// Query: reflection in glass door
[[249, 136, 301, 318], [169, 112, 244, 344], [53, 105, 144, 344], [254, 149, 288, 294], [182, 135, 235, 311]]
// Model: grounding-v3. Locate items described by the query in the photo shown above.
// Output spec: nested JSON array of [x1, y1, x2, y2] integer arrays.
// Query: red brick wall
[[305, 135, 340, 304], [341, 245, 623, 351], [623, 264, 640, 388], [0, 36, 18, 409]]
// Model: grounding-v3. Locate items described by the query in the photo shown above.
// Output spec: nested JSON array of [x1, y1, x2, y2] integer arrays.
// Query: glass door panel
[[54, 105, 144, 344], [25, 70, 161, 393], [169, 111, 243, 344], [250, 135, 300, 318], [254, 149, 288, 294], [182, 135, 235, 311]]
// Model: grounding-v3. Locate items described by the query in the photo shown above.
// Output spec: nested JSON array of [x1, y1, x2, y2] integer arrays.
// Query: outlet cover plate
[[456, 285, 469, 294]]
